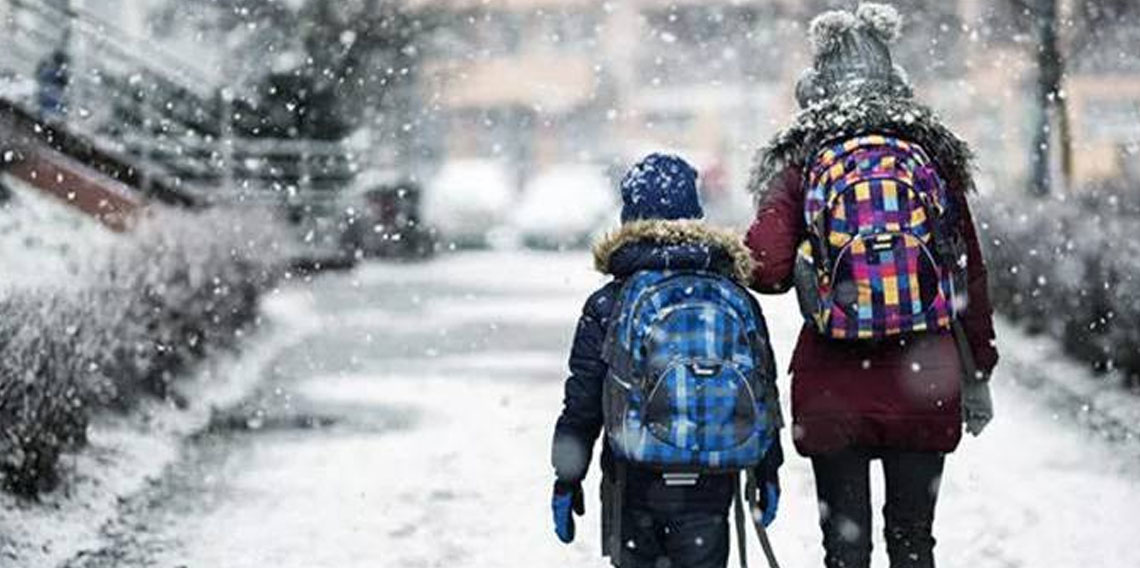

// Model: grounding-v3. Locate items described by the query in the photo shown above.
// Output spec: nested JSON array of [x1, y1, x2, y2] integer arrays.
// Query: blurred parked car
[[511, 164, 617, 249], [424, 159, 513, 248], [340, 181, 437, 260]]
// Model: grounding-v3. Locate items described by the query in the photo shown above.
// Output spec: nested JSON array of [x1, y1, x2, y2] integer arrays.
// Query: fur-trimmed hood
[[747, 93, 975, 199], [592, 219, 754, 286]]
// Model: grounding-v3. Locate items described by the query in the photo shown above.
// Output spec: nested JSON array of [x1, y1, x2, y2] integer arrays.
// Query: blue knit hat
[[619, 153, 703, 223]]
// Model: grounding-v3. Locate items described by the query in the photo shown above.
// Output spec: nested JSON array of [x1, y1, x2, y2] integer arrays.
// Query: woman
[[744, 4, 998, 568]]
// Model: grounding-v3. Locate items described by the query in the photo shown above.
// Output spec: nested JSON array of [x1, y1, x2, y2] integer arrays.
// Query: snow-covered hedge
[[0, 293, 92, 496], [0, 208, 289, 496], [978, 187, 1140, 390]]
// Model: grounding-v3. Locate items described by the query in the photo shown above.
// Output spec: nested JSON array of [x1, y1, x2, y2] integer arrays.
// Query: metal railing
[[0, 0, 356, 210]]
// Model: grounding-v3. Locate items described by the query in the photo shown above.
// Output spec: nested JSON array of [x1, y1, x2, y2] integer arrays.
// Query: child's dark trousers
[[619, 505, 731, 568]]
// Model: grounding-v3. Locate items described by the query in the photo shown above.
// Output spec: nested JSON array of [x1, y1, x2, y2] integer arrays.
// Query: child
[[551, 154, 784, 568], [744, 4, 998, 568]]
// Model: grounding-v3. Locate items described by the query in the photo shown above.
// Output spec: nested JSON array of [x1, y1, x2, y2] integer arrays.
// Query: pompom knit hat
[[795, 3, 913, 108], [619, 153, 703, 223]]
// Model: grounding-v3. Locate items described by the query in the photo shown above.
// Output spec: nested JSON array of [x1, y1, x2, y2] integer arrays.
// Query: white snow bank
[[0, 287, 320, 568], [0, 175, 120, 290], [0, 197, 295, 565], [991, 317, 1140, 441]]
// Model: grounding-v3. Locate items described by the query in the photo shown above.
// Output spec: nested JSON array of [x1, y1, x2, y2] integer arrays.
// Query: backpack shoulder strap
[[603, 460, 628, 564], [600, 274, 644, 371], [733, 479, 749, 568]]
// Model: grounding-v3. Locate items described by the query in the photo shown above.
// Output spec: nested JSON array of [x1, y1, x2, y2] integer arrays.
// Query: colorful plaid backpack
[[601, 270, 779, 471], [794, 135, 967, 340]]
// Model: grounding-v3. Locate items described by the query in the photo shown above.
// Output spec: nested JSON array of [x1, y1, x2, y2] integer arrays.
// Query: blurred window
[[430, 9, 521, 59], [447, 107, 536, 162], [524, 8, 600, 54], [886, 0, 965, 80], [532, 106, 606, 163], [1083, 98, 1140, 144], [643, 111, 693, 139], [637, 4, 784, 87], [972, 0, 1035, 47]]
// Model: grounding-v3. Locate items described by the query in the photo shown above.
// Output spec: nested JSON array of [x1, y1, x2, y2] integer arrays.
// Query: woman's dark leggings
[[811, 449, 945, 568]]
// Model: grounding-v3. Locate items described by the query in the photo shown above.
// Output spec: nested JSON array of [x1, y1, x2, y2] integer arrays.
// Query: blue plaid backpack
[[601, 270, 779, 472]]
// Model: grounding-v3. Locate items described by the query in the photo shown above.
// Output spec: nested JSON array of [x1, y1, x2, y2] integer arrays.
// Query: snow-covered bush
[[0, 207, 289, 496], [978, 188, 1140, 389], [0, 293, 93, 495], [88, 209, 288, 404]]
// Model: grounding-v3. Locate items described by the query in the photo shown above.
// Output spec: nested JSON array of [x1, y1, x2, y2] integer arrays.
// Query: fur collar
[[747, 93, 976, 199], [592, 219, 754, 286]]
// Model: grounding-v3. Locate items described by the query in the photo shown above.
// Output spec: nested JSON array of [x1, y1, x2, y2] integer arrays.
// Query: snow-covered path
[[71, 251, 1138, 568]]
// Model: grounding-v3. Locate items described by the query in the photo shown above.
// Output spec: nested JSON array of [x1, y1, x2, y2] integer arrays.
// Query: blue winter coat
[[552, 219, 784, 512]]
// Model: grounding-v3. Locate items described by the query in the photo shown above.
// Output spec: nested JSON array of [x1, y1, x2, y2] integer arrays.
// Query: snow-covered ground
[[0, 175, 120, 290], [56, 251, 1139, 568]]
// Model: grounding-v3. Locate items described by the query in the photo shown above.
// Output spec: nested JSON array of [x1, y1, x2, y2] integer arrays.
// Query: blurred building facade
[[2, 0, 1137, 202], [421, 0, 806, 217], [422, 0, 1140, 204], [944, 0, 1140, 192]]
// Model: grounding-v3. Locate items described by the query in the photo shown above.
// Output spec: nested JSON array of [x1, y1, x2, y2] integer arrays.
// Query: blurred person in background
[[36, 49, 69, 120]]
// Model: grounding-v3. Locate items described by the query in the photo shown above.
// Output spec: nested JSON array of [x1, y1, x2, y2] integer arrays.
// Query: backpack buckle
[[690, 360, 723, 377], [870, 234, 897, 252]]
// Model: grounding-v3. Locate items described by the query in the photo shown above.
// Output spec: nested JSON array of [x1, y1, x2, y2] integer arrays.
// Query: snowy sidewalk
[[64, 251, 1139, 568]]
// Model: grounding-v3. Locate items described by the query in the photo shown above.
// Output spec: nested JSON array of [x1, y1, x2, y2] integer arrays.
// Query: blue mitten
[[552, 481, 584, 544], [758, 481, 780, 527]]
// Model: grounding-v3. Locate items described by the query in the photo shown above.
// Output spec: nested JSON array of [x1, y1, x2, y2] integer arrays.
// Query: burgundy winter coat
[[746, 165, 999, 456]]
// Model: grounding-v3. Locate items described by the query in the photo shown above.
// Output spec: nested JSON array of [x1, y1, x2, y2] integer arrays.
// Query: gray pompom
[[856, 3, 902, 43], [809, 10, 858, 56]]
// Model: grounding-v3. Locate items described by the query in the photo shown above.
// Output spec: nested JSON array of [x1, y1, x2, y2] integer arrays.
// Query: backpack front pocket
[[643, 360, 758, 452], [829, 232, 948, 338]]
